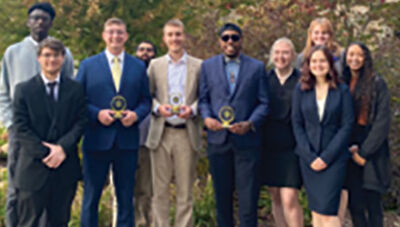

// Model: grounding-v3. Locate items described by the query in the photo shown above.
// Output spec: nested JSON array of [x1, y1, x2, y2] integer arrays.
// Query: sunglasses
[[138, 47, 154, 52], [220, 34, 241, 42]]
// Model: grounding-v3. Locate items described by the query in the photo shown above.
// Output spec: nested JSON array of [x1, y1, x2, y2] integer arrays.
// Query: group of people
[[0, 2, 391, 227]]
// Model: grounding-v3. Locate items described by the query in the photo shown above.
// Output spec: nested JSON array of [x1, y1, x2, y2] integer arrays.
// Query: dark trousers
[[6, 126, 18, 227], [16, 174, 77, 227], [208, 140, 260, 227], [81, 147, 138, 227], [348, 187, 383, 227]]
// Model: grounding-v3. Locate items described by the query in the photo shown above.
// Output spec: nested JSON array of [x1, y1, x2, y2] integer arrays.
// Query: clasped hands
[[204, 117, 252, 135], [349, 144, 366, 166], [98, 109, 137, 127], [42, 142, 65, 169]]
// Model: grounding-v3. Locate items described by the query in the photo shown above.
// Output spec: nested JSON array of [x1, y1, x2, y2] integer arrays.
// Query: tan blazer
[[145, 54, 203, 152]]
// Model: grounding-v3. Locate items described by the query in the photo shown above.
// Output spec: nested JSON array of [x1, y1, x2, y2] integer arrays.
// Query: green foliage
[[0, 168, 7, 227], [0, 0, 400, 225]]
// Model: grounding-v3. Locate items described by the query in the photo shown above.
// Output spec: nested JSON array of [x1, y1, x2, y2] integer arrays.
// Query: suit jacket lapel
[[184, 56, 195, 104], [230, 54, 245, 101], [217, 55, 230, 97], [321, 88, 334, 124], [99, 52, 117, 94], [308, 88, 320, 124], [159, 56, 169, 104], [119, 53, 129, 94], [34, 75, 54, 120]]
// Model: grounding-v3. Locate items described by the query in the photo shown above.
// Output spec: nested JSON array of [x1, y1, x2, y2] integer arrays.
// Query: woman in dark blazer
[[260, 37, 303, 227], [292, 45, 354, 227], [341, 42, 391, 227]]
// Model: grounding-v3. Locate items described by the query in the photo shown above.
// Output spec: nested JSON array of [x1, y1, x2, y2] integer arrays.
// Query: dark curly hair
[[300, 45, 340, 91], [341, 42, 375, 121]]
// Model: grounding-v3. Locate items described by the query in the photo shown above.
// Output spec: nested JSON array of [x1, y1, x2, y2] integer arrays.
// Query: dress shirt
[[224, 56, 240, 94], [166, 53, 187, 125], [105, 49, 125, 78], [40, 72, 61, 101], [317, 97, 326, 121], [152, 53, 197, 125]]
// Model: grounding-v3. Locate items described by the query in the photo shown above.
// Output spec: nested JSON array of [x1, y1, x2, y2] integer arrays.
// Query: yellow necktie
[[111, 57, 121, 91]]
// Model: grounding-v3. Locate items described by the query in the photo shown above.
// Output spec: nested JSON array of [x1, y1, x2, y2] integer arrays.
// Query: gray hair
[[268, 37, 297, 67]]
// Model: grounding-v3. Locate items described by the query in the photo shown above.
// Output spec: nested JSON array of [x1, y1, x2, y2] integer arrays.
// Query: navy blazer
[[291, 83, 354, 166], [76, 52, 151, 151], [199, 54, 269, 149]]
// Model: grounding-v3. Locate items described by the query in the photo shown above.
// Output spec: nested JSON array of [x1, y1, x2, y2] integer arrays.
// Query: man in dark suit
[[12, 39, 87, 227], [76, 18, 151, 227], [198, 23, 269, 227]]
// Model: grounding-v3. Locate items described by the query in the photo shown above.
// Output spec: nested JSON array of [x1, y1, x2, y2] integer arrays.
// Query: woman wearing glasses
[[292, 45, 353, 227], [260, 37, 303, 227], [341, 42, 391, 227]]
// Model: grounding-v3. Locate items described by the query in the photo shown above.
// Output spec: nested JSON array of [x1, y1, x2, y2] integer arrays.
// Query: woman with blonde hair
[[296, 17, 342, 71], [261, 37, 303, 227]]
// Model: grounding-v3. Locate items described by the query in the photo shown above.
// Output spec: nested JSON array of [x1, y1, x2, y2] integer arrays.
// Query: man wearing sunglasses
[[135, 41, 157, 67], [199, 23, 269, 227], [0, 3, 74, 227]]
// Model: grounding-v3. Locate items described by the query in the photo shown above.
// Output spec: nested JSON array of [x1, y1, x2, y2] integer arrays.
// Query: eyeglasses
[[104, 30, 125, 35], [40, 53, 63, 59], [138, 47, 154, 52], [220, 34, 241, 42]]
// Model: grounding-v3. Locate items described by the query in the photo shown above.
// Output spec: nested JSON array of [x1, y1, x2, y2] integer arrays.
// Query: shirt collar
[[224, 54, 241, 64], [274, 67, 294, 85], [29, 36, 39, 46], [167, 52, 187, 64], [105, 49, 125, 64], [40, 72, 61, 85]]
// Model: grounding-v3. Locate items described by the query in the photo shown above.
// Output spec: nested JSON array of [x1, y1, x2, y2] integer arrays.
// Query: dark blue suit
[[291, 83, 353, 215], [199, 54, 268, 227], [76, 52, 151, 227]]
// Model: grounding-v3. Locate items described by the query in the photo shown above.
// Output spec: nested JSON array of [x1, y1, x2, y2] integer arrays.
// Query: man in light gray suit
[[0, 3, 73, 227], [146, 19, 203, 227]]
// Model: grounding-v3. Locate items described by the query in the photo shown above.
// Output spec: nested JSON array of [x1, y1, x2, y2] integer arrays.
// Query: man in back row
[[0, 2, 74, 227], [134, 40, 156, 227]]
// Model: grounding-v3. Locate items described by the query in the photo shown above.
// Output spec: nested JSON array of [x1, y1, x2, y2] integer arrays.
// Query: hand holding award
[[110, 95, 127, 119], [218, 106, 235, 128], [169, 92, 183, 115]]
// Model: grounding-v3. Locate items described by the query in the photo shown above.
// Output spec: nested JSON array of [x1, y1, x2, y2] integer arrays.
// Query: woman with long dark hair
[[342, 42, 391, 227], [292, 45, 353, 227]]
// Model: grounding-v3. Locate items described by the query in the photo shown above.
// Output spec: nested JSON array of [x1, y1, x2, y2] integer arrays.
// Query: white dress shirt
[[40, 73, 61, 101], [105, 49, 125, 75]]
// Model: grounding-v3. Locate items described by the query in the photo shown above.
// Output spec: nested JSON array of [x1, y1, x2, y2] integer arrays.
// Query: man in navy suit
[[199, 23, 269, 227], [76, 18, 151, 227]]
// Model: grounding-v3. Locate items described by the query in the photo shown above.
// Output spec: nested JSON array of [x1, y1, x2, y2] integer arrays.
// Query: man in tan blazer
[[146, 19, 202, 227]]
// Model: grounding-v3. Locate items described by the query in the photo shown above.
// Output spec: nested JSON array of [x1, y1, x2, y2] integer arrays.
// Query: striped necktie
[[111, 57, 121, 91]]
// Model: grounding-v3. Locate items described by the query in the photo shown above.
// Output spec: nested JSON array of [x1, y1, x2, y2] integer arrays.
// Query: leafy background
[[0, 0, 399, 226]]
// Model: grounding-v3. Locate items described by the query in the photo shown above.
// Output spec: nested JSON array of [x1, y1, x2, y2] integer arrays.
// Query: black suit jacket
[[13, 74, 87, 191]]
